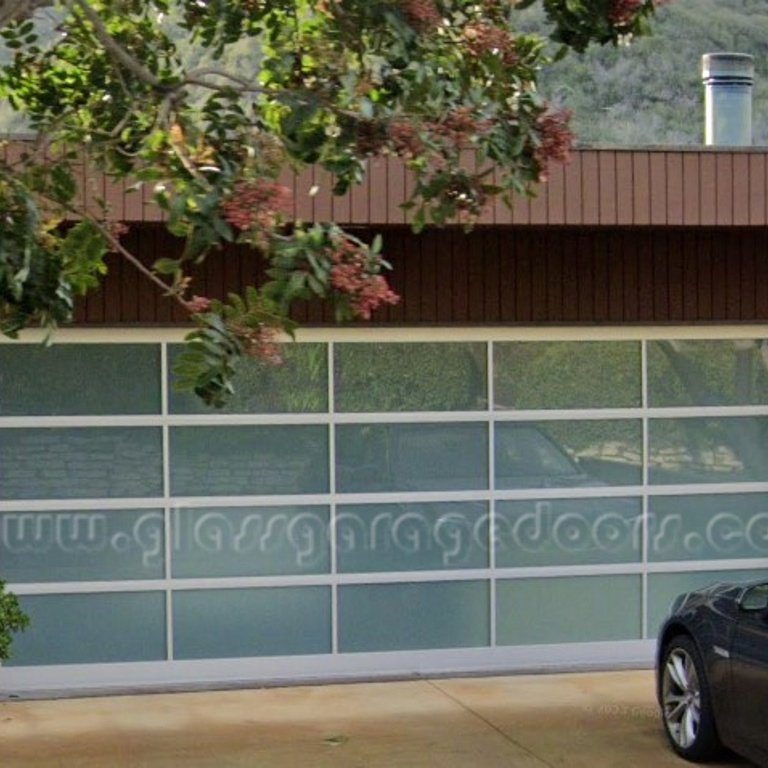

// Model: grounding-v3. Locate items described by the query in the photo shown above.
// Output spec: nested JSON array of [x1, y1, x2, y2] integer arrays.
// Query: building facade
[[2, 149, 768, 693]]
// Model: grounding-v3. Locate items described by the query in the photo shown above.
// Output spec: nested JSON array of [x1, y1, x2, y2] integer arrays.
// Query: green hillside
[[533, 0, 768, 146], [1, 1, 766, 146]]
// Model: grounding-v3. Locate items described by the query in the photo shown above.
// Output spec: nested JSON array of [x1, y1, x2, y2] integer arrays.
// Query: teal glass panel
[[335, 343, 487, 412], [495, 421, 642, 489], [649, 494, 768, 562], [171, 505, 329, 577], [8, 592, 166, 666], [648, 339, 768, 407], [0, 428, 163, 500], [647, 569, 768, 638], [336, 502, 488, 573], [169, 426, 329, 496], [336, 423, 488, 493], [0, 344, 161, 416], [495, 498, 642, 568], [173, 587, 331, 659], [338, 581, 489, 652], [0, 509, 164, 582], [649, 417, 768, 485], [496, 575, 642, 645], [168, 343, 327, 414], [494, 341, 641, 410]]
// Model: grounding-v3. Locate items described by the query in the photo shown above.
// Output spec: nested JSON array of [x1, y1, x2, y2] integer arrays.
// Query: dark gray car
[[656, 579, 768, 765]]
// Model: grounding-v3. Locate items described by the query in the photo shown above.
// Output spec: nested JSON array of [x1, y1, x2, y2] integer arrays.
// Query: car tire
[[660, 635, 722, 762]]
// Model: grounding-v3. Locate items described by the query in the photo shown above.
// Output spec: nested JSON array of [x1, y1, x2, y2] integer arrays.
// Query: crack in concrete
[[426, 680, 557, 768]]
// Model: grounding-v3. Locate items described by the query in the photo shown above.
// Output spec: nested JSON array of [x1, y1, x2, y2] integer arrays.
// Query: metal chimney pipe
[[702, 53, 754, 146]]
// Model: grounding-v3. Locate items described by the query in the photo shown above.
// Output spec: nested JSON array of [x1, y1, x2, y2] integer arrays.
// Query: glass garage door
[[1, 332, 767, 691]]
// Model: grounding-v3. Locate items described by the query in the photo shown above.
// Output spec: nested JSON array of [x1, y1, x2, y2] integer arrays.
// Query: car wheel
[[660, 635, 722, 762]]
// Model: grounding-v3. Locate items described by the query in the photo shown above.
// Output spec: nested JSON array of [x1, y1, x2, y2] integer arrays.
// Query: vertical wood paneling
[[546, 164, 566, 224], [637, 231, 655, 321], [682, 153, 700, 225], [294, 165, 315, 222], [615, 152, 634, 226], [592, 231, 609, 322], [740, 231, 756, 320], [667, 231, 684, 322], [699, 153, 717, 225], [632, 153, 651, 225], [313, 168, 334, 222], [733, 155, 751, 226], [498, 230, 516, 322], [581, 151, 600, 224], [386, 156, 407, 225], [652, 231, 669, 321], [545, 231, 563, 321], [607, 230, 624, 322], [368, 157, 388, 225], [649, 153, 667, 225], [621, 231, 639, 322], [682, 231, 699, 321], [716, 154, 734, 226], [755, 229, 768, 318], [564, 152, 582, 224], [666, 153, 684, 226], [711, 231, 728, 319], [530, 232, 548, 321], [598, 151, 617, 225], [748, 154, 766, 225]]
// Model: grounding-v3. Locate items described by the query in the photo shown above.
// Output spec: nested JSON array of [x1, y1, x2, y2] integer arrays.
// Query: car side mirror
[[739, 584, 768, 614]]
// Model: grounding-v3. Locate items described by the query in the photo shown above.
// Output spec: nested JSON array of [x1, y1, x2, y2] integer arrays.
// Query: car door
[[729, 583, 768, 759]]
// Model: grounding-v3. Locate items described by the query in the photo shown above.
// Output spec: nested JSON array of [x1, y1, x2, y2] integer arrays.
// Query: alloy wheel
[[662, 647, 702, 750]]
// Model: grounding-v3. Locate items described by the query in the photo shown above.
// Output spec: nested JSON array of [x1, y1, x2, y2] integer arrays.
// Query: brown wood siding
[[73, 224, 768, 327], [7, 142, 768, 228]]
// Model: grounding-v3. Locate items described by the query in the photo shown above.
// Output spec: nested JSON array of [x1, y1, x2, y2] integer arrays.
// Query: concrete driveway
[[0, 670, 751, 767]]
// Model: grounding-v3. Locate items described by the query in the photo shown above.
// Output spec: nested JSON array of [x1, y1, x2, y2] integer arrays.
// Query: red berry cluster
[[186, 295, 212, 314], [533, 108, 573, 182], [388, 119, 425, 159], [429, 107, 493, 149], [327, 237, 399, 320], [400, 0, 442, 33], [462, 22, 518, 67], [231, 322, 283, 365], [608, 0, 644, 25], [220, 181, 293, 233]]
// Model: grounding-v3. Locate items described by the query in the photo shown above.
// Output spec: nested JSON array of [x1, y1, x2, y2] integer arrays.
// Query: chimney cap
[[702, 53, 755, 84]]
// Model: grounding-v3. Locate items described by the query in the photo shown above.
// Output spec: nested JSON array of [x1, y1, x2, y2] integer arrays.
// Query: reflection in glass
[[648, 339, 768, 407], [0, 344, 161, 416], [169, 426, 329, 496], [336, 502, 488, 573], [494, 341, 641, 410], [496, 575, 641, 645], [649, 417, 768, 485], [495, 498, 642, 568], [0, 509, 165, 582], [649, 494, 768, 562], [168, 343, 328, 414], [173, 587, 331, 659], [647, 569, 768, 638], [8, 592, 166, 666], [336, 423, 488, 493], [0, 428, 163, 500], [171, 506, 330, 577], [338, 581, 489, 652], [495, 421, 642, 489], [335, 343, 487, 412]]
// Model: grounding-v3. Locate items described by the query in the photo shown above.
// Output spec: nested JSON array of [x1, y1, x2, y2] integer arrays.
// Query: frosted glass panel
[[496, 576, 641, 645], [336, 502, 488, 573], [496, 498, 642, 568], [335, 343, 487, 412], [173, 587, 331, 659], [336, 423, 488, 493], [338, 581, 489, 652], [0, 509, 164, 582], [0, 344, 161, 415], [495, 421, 642, 489], [169, 426, 329, 496], [649, 417, 768, 484], [649, 494, 768, 562], [8, 592, 166, 666], [172, 506, 330, 577], [647, 569, 768, 637], [0, 428, 163, 500], [169, 343, 327, 414], [648, 339, 768, 407], [494, 342, 641, 410]]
